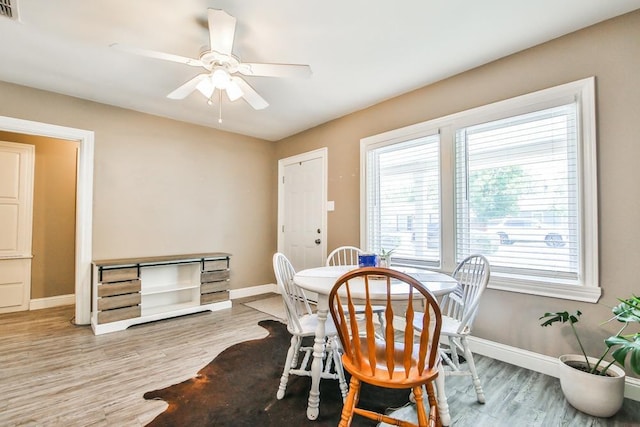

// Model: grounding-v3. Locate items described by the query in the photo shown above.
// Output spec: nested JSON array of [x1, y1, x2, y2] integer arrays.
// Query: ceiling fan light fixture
[[195, 76, 214, 98], [210, 68, 231, 89]]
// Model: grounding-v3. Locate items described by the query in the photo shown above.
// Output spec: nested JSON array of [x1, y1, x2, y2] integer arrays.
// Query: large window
[[365, 134, 440, 266], [361, 78, 599, 302]]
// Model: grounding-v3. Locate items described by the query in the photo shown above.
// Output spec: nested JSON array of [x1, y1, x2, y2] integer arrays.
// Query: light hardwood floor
[[1, 296, 639, 426]]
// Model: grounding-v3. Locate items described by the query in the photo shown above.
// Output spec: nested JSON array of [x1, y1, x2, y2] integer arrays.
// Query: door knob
[[315, 239, 321, 245]]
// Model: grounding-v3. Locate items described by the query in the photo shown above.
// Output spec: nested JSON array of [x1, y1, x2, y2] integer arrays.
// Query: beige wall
[[0, 132, 77, 298], [275, 10, 640, 376], [0, 84, 277, 291]]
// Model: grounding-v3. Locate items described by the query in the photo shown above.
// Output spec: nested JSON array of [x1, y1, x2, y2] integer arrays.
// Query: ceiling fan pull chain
[[218, 89, 223, 123]]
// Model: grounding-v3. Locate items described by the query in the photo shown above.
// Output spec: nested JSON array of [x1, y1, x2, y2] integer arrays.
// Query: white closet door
[[0, 141, 34, 313]]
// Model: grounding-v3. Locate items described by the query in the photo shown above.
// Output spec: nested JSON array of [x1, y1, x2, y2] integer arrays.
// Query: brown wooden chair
[[329, 267, 442, 427]]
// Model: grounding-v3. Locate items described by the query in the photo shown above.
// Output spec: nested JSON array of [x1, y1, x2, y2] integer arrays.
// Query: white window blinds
[[365, 134, 440, 266], [362, 78, 598, 300], [454, 103, 580, 280]]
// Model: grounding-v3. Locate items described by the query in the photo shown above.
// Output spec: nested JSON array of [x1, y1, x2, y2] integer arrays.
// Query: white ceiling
[[1, 1, 639, 141]]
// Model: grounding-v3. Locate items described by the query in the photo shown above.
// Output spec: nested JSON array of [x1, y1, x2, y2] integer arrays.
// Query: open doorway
[[0, 132, 78, 310], [0, 116, 93, 325]]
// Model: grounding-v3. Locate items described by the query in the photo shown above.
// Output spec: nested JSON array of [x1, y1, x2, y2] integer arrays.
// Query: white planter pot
[[558, 354, 626, 418]]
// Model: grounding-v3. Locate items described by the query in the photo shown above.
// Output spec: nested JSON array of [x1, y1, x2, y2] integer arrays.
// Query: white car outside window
[[488, 218, 566, 247]]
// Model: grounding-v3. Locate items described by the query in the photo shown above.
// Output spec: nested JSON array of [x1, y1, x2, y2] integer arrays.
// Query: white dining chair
[[413, 254, 490, 404], [272, 253, 348, 402], [326, 246, 362, 267], [326, 246, 386, 335]]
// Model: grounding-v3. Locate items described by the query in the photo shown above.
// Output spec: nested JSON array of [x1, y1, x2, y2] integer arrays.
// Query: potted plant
[[378, 248, 395, 268], [539, 295, 640, 417]]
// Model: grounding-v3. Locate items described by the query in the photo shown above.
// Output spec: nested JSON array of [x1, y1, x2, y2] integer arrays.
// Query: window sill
[[488, 275, 601, 303]]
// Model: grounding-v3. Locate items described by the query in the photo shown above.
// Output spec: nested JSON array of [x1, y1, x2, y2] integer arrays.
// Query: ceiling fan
[[111, 8, 311, 112]]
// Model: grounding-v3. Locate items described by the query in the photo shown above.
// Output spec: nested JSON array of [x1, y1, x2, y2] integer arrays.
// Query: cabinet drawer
[[101, 267, 138, 282], [201, 291, 229, 304], [200, 281, 229, 294], [98, 279, 141, 297], [203, 259, 229, 271], [201, 270, 230, 283], [97, 306, 141, 324], [98, 293, 141, 311]]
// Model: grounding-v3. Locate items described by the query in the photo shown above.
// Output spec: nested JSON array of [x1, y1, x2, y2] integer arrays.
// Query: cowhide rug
[[144, 319, 412, 426]]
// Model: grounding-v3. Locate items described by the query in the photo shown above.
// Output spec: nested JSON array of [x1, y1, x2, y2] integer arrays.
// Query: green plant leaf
[[380, 247, 396, 257], [539, 310, 590, 367], [606, 334, 640, 375], [612, 295, 640, 323], [539, 310, 581, 327]]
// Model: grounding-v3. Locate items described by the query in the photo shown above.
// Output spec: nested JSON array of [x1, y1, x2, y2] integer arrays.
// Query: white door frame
[[277, 148, 328, 263], [0, 115, 94, 325]]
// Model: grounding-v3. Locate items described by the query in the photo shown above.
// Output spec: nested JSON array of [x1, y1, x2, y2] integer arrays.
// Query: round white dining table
[[293, 265, 458, 425]]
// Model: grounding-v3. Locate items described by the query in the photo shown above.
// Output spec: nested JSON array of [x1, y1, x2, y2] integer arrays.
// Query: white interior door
[[0, 141, 34, 313], [278, 148, 327, 273]]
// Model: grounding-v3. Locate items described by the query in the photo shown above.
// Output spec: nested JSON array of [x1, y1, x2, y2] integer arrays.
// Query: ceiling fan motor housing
[[199, 46, 240, 72]]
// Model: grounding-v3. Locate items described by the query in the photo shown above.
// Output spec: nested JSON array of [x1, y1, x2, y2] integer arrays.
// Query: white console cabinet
[[91, 253, 231, 335]]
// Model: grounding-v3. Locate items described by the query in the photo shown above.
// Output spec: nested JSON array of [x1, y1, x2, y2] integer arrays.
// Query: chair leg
[[291, 335, 302, 368], [448, 337, 460, 370], [277, 335, 298, 399], [438, 348, 455, 370], [413, 385, 429, 426], [329, 337, 348, 402], [435, 364, 451, 426], [339, 376, 361, 427], [425, 382, 441, 427], [460, 336, 485, 403]]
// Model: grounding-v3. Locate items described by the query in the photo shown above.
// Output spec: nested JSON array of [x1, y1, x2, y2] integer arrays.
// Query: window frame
[[363, 130, 443, 269], [361, 77, 599, 303]]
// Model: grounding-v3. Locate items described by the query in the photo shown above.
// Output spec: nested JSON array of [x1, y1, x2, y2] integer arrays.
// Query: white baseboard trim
[[229, 283, 278, 300], [468, 336, 640, 402], [30, 294, 75, 310], [28, 286, 281, 312]]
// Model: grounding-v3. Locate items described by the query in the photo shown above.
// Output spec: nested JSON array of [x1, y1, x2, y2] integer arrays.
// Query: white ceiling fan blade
[[110, 43, 203, 67], [239, 63, 312, 78], [167, 74, 210, 99], [225, 80, 244, 101], [231, 76, 269, 110], [208, 9, 236, 55]]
